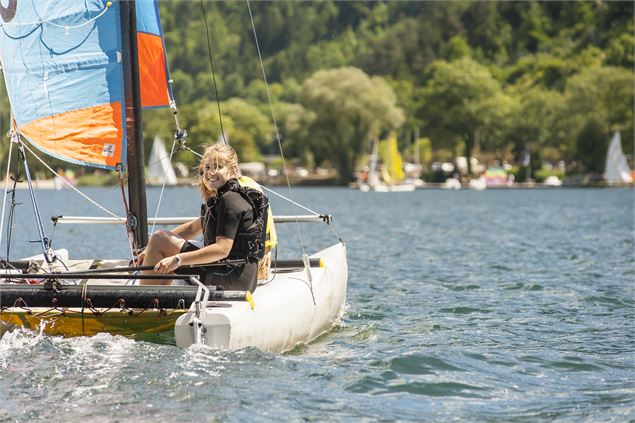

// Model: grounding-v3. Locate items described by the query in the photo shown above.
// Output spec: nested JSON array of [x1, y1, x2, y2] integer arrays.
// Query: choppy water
[[1, 186, 634, 421]]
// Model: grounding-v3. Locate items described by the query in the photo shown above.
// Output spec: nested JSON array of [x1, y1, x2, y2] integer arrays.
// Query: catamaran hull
[[0, 243, 347, 351], [0, 309, 185, 338], [174, 242, 348, 352]]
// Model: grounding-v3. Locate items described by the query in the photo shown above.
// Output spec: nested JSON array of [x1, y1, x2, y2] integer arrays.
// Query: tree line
[[0, 1, 633, 184]]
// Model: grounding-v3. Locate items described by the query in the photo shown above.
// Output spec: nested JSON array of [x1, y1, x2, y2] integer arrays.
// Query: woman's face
[[201, 156, 232, 192]]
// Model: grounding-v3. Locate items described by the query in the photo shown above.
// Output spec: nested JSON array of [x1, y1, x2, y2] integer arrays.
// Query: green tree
[[564, 66, 634, 158], [179, 99, 264, 165], [575, 117, 607, 174], [505, 87, 566, 166], [420, 58, 511, 175], [299, 67, 404, 184]]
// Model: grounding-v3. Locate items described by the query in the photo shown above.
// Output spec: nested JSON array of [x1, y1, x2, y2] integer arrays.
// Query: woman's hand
[[136, 249, 146, 265], [154, 255, 180, 273]]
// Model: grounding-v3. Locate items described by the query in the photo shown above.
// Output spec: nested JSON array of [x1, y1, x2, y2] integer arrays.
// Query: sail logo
[[102, 144, 116, 157], [0, 0, 17, 23]]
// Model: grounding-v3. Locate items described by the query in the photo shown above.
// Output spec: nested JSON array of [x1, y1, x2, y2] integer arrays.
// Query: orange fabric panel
[[137, 32, 169, 108], [19, 102, 124, 168]]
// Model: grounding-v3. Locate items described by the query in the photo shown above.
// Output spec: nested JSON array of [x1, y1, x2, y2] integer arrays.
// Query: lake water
[[1, 186, 633, 421]]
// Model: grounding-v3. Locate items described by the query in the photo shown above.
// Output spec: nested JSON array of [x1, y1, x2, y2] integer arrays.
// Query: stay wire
[[246, 0, 307, 256], [20, 142, 124, 222], [0, 131, 15, 253], [150, 139, 178, 235], [117, 168, 138, 262], [200, 0, 228, 145], [177, 144, 342, 239], [17, 140, 53, 266], [5, 157, 21, 261]]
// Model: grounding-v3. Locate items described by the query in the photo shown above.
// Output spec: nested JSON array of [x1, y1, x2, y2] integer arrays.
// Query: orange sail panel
[[137, 32, 170, 108], [20, 103, 124, 169]]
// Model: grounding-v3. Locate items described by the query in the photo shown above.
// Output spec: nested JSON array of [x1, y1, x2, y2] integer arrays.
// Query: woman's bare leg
[[140, 230, 186, 285]]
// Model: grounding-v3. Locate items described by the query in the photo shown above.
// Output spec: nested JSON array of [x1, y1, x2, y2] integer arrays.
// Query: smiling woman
[[139, 143, 268, 293]]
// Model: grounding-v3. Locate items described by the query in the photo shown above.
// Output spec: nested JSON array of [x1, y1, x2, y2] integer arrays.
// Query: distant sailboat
[[360, 132, 416, 192], [604, 132, 633, 184], [147, 135, 178, 186]]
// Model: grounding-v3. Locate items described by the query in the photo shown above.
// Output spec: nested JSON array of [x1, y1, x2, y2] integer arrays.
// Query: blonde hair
[[198, 143, 240, 199]]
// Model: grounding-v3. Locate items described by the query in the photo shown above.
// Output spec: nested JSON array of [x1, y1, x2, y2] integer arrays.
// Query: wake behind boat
[[0, 0, 347, 352]]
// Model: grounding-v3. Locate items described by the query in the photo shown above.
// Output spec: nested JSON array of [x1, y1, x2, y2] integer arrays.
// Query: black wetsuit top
[[180, 179, 258, 292]]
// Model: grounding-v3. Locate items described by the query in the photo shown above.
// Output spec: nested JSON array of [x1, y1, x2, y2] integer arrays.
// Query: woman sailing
[[138, 144, 271, 292]]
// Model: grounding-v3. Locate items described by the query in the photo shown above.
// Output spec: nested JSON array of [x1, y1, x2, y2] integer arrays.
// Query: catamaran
[[0, 0, 347, 352]]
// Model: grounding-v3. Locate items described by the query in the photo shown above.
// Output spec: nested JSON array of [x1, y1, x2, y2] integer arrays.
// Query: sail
[[135, 0, 171, 109], [0, 0, 127, 169], [379, 132, 405, 183], [604, 132, 633, 184], [0, 0, 171, 170], [147, 135, 177, 185]]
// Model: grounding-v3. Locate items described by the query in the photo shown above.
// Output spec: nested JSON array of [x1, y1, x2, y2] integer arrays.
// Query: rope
[[200, 0, 228, 145], [0, 1, 112, 29], [117, 168, 138, 262], [246, 0, 307, 256], [176, 138, 343, 241], [150, 138, 179, 235], [18, 141, 53, 266], [20, 142, 124, 222], [0, 132, 15, 250]]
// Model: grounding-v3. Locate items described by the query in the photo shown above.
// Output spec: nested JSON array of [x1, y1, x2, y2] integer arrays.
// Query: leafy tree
[[505, 87, 566, 164], [179, 99, 264, 165], [575, 117, 607, 174], [564, 66, 634, 157], [299, 67, 404, 184], [420, 58, 511, 175]]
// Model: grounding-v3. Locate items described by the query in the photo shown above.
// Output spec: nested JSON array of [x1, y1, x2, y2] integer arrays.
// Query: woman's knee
[[148, 230, 180, 254]]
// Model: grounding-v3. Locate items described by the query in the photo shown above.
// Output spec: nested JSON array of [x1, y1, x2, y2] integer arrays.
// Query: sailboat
[[147, 135, 178, 186], [604, 132, 633, 185], [360, 132, 416, 192], [0, 0, 347, 352]]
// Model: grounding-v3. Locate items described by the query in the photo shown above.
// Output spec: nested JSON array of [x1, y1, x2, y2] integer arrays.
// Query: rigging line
[[117, 168, 138, 261], [200, 0, 228, 145], [19, 142, 125, 222], [179, 138, 328, 225], [0, 131, 15, 252], [146, 151, 176, 169], [179, 144, 323, 216], [6, 162, 21, 260], [0, 1, 111, 28], [259, 185, 319, 215], [246, 0, 306, 256], [150, 136, 179, 235], [17, 140, 52, 265]]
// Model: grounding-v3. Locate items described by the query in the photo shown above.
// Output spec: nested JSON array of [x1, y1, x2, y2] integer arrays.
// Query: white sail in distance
[[604, 132, 632, 184], [147, 136, 178, 186]]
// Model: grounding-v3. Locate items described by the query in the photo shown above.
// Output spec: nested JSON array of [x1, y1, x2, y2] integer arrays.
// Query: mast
[[120, 0, 148, 248]]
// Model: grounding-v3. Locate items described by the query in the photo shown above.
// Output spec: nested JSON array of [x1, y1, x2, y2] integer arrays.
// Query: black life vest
[[201, 179, 269, 263]]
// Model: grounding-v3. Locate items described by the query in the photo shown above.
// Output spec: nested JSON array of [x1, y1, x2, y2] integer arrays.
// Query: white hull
[[175, 242, 348, 352]]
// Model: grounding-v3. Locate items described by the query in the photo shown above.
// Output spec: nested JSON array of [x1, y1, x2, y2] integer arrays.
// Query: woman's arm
[[172, 218, 202, 239], [154, 236, 233, 273], [178, 236, 233, 265]]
